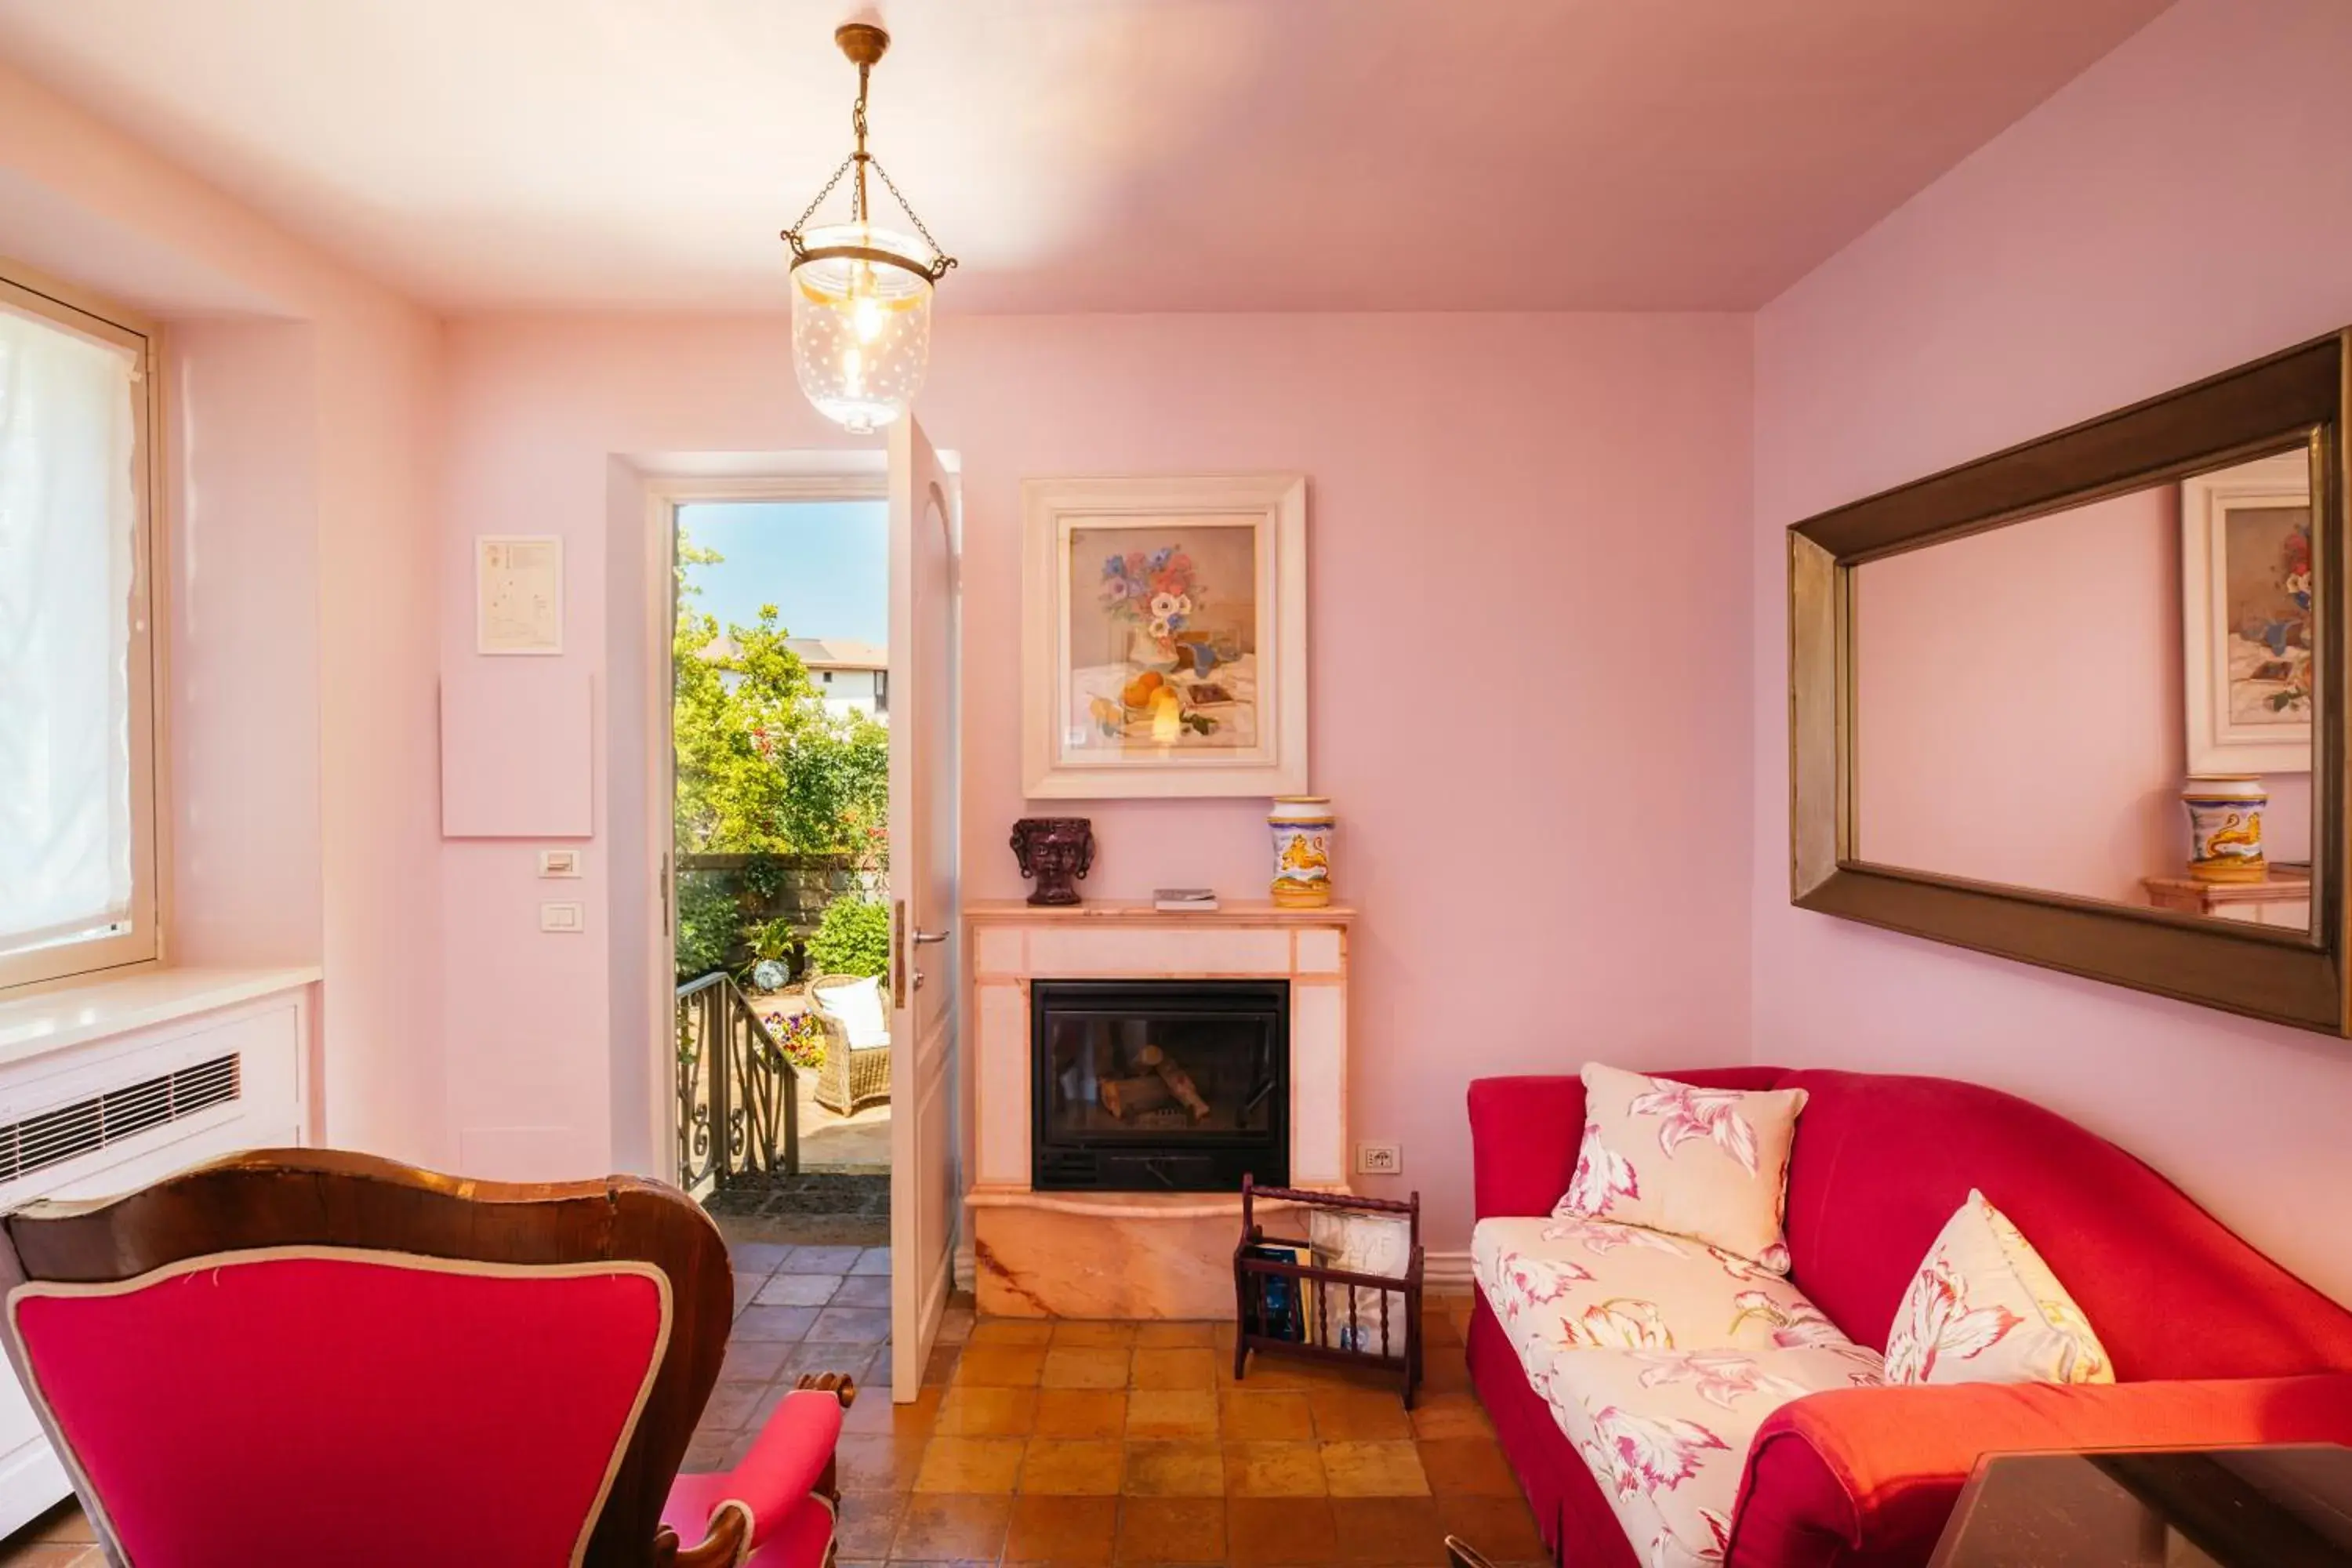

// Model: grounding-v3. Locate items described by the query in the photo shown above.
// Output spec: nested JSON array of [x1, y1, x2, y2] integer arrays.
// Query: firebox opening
[[1031, 979, 1290, 1192]]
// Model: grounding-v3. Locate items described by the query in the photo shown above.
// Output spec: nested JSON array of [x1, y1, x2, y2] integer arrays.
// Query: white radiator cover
[[0, 975, 311, 1537]]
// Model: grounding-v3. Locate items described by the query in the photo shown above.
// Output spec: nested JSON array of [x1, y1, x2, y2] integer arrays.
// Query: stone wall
[[679, 853, 884, 931]]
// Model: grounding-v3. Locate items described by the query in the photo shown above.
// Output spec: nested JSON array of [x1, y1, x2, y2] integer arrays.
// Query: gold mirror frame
[[1788, 331, 2349, 1034]]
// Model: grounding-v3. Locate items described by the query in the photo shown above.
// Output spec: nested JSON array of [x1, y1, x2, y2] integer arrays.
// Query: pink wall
[[1855, 481, 2314, 902], [1754, 0, 2352, 1305], [1853, 488, 2187, 904], [0, 58, 450, 1163], [438, 312, 1757, 1246], [165, 322, 323, 964]]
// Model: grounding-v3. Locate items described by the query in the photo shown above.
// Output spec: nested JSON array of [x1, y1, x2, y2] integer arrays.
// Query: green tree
[[672, 532, 890, 859]]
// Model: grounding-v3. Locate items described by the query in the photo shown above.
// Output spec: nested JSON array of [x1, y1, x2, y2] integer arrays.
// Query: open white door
[[887, 415, 960, 1397]]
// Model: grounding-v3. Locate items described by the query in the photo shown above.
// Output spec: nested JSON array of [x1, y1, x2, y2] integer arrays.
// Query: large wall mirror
[[1790, 332, 2347, 1033]]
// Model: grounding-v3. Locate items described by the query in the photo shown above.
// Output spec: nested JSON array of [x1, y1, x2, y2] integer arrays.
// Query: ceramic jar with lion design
[[1269, 797, 1334, 908], [2183, 775, 2267, 883]]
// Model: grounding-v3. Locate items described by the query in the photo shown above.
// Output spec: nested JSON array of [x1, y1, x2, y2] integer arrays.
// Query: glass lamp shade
[[790, 223, 937, 434]]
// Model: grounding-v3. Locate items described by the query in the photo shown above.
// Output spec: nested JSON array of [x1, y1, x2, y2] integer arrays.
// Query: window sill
[[0, 965, 321, 1069]]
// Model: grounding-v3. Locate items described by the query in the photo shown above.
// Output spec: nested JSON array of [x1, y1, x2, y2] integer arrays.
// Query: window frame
[[0, 262, 166, 993]]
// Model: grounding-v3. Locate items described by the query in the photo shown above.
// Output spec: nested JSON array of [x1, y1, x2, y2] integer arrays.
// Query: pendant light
[[782, 23, 956, 434]]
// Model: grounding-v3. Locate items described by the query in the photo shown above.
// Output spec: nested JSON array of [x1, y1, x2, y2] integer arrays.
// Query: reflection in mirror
[[1853, 447, 2317, 932]]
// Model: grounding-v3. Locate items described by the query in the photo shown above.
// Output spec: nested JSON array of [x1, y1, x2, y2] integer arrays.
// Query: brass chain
[[782, 48, 956, 278], [782, 154, 858, 252], [868, 156, 958, 274], [851, 61, 871, 220]]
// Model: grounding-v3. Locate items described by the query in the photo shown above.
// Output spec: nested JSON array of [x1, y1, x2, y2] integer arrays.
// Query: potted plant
[[742, 915, 800, 993]]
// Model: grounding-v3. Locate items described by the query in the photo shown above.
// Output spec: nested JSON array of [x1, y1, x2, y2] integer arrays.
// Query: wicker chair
[[808, 973, 893, 1116]]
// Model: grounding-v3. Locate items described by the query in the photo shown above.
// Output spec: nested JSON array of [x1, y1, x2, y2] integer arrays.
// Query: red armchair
[[0, 1149, 853, 1566], [1466, 1068, 2352, 1567]]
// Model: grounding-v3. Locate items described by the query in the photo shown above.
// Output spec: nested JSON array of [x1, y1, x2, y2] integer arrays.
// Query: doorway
[[647, 430, 963, 1410], [670, 496, 895, 1237]]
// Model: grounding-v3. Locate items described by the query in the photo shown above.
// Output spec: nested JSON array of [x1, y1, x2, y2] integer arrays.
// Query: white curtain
[[0, 300, 138, 959]]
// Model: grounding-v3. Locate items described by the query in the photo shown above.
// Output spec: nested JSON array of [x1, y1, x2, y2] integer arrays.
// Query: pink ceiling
[[0, 0, 2174, 313]]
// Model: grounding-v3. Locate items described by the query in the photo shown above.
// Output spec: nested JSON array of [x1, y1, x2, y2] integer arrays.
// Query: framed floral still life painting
[[1022, 474, 1307, 798], [2182, 448, 2316, 774]]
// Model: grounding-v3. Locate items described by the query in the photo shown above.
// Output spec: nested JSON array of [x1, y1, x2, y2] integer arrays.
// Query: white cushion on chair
[[822, 976, 890, 1049]]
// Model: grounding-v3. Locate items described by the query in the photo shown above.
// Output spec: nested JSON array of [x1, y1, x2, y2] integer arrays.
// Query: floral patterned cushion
[[1553, 1065, 1809, 1272], [1547, 1342, 1885, 1568], [1475, 1214, 1882, 1567], [1883, 1189, 2114, 1387], [1471, 1216, 1856, 1412]]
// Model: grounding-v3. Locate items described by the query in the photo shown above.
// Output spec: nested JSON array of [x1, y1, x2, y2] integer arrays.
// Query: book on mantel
[[1152, 888, 1220, 913]]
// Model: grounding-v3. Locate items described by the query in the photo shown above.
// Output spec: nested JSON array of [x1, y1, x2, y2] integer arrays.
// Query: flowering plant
[[1100, 546, 1204, 643], [762, 1008, 828, 1075]]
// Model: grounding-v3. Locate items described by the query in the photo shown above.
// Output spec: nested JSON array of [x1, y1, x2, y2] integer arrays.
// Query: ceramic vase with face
[[1011, 817, 1094, 906], [2183, 775, 2267, 883], [1269, 797, 1334, 908]]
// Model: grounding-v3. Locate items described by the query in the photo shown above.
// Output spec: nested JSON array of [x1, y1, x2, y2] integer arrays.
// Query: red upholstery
[[1466, 1288, 1637, 1568], [739, 1497, 839, 1567], [9, 1245, 851, 1568], [662, 1386, 844, 1566], [1465, 1066, 2352, 1568], [1774, 1069, 2352, 1378], [1730, 1374, 2352, 1566], [10, 1253, 666, 1566]]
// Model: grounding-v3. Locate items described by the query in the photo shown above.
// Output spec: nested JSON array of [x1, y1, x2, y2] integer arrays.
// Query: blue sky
[[677, 500, 888, 645]]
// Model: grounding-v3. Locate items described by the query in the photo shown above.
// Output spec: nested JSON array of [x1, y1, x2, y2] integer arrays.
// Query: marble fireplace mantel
[[962, 900, 1354, 1316]]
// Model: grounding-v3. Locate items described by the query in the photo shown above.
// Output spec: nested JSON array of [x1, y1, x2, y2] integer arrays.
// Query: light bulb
[[842, 346, 865, 394], [851, 263, 886, 344]]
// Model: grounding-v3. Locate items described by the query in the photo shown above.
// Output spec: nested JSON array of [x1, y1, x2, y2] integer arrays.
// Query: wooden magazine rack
[[1232, 1175, 1424, 1406]]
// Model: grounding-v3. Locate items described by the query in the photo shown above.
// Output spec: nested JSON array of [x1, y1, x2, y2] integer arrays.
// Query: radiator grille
[[0, 1054, 241, 1184]]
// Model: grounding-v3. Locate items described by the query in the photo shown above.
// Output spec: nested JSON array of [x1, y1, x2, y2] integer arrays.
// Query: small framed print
[[2182, 448, 2315, 773], [477, 535, 564, 655], [1021, 474, 1307, 798]]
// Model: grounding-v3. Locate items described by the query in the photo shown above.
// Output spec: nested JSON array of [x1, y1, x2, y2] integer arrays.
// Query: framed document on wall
[[477, 535, 564, 655]]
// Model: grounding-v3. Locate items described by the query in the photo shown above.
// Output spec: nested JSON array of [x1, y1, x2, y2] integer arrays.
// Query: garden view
[[674, 514, 895, 1174]]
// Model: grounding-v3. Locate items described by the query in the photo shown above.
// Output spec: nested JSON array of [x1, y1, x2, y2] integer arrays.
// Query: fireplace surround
[[1031, 979, 1289, 1192], [964, 899, 1353, 1316]]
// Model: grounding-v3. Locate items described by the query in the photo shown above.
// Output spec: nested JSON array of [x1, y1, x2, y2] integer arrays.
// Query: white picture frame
[[476, 535, 564, 655], [1022, 474, 1307, 798], [2182, 448, 2314, 773]]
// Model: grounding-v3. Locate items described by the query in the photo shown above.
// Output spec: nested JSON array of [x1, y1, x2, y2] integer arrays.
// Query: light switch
[[539, 848, 582, 877], [540, 902, 584, 933]]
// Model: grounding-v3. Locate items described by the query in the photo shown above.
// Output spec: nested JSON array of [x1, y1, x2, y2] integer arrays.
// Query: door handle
[[913, 928, 950, 945], [893, 899, 908, 1008]]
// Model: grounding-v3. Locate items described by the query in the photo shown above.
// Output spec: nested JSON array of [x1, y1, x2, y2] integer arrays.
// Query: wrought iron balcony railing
[[675, 971, 798, 1195]]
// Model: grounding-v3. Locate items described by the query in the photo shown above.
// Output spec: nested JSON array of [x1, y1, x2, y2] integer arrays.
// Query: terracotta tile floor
[[0, 1248, 1543, 1567]]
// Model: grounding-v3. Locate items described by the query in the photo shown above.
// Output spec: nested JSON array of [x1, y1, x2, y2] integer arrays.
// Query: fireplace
[[1030, 979, 1289, 1192]]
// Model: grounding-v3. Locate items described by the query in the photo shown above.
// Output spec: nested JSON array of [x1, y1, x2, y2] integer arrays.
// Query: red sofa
[[1465, 1067, 2352, 1566]]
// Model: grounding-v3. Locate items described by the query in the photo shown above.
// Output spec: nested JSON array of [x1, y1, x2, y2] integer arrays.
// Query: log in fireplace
[[1030, 979, 1289, 1192]]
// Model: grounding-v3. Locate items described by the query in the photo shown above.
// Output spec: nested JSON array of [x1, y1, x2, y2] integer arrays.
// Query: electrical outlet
[[539, 848, 582, 877], [1356, 1142, 1402, 1176]]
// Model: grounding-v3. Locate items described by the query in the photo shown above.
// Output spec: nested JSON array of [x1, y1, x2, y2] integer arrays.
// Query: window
[[0, 270, 160, 990]]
